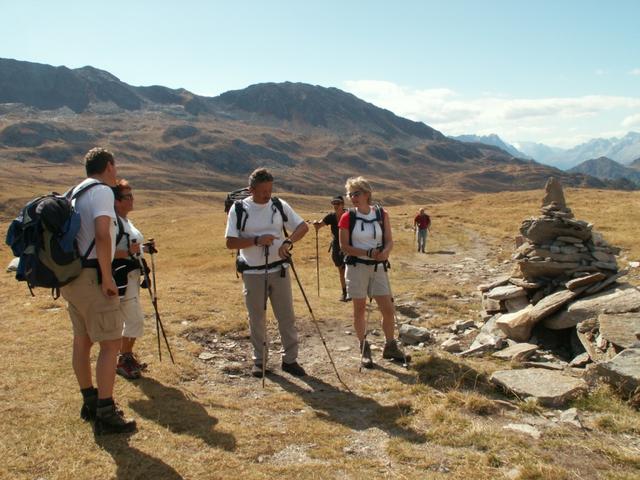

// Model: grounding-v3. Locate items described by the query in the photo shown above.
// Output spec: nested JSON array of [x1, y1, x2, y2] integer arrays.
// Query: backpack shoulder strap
[[271, 197, 289, 237], [115, 215, 127, 247], [234, 199, 247, 231], [69, 180, 107, 201], [376, 205, 386, 248], [348, 208, 356, 246], [271, 197, 288, 223]]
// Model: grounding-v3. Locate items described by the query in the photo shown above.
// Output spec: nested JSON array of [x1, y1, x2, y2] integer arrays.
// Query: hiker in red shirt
[[414, 208, 431, 253]]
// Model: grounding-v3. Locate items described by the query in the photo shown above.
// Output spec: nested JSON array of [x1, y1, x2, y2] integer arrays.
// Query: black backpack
[[224, 188, 251, 214], [5, 181, 107, 297]]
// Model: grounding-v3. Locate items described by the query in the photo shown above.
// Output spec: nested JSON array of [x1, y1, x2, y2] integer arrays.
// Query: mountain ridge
[[0, 57, 635, 196]]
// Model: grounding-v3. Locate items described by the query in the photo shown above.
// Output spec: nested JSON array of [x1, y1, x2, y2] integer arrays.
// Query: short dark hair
[[85, 147, 114, 176], [249, 168, 274, 188], [114, 178, 131, 200]]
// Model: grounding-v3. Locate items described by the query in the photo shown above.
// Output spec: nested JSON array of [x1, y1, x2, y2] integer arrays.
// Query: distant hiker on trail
[[113, 179, 155, 380], [313, 195, 350, 302], [60, 148, 137, 435], [225, 168, 309, 378], [339, 176, 409, 369], [414, 208, 431, 253]]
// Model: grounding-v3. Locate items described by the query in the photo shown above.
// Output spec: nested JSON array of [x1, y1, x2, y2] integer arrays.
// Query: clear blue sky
[[3, 0, 640, 147]]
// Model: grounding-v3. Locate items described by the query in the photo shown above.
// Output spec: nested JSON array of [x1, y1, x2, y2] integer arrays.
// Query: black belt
[[345, 256, 390, 271], [236, 258, 288, 275]]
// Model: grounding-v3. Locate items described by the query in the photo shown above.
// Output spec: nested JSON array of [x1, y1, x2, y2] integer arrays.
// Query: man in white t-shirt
[[225, 168, 309, 378], [60, 147, 136, 435]]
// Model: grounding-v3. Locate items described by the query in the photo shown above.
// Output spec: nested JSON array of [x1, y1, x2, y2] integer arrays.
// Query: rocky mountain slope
[[0, 57, 633, 196], [568, 156, 640, 185], [451, 134, 530, 159], [517, 133, 640, 170]]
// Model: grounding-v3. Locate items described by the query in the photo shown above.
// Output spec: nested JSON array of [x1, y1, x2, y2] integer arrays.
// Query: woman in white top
[[113, 179, 151, 379], [338, 176, 409, 369]]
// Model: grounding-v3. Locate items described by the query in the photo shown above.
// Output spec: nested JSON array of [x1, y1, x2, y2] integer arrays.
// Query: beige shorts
[[345, 263, 391, 299], [61, 268, 122, 343], [121, 297, 145, 338]]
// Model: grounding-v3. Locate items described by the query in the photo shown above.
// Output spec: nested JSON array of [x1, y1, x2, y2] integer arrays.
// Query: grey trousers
[[242, 267, 299, 365]]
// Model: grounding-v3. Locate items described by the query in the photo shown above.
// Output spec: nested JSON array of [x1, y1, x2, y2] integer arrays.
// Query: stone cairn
[[472, 178, 640, 405]]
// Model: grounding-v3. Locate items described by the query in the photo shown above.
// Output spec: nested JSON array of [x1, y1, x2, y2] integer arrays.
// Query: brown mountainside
[[0, 57, 632, 202]]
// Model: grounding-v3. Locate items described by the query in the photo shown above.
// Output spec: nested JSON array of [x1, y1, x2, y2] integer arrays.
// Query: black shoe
[[94, 403, 137, 435], [80, 389, 98, 421], [360, 340, 374, 369], [251, 364, 269, 378], [382, 339, 411, 363], [282, 361, 306, 377]]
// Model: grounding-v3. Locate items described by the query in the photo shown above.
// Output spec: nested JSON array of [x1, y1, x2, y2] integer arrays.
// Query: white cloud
[[630, 68, 640, 76], [595, 69, 607, 76], [622, 113, 640, 128], [342, 80, 640, 147]]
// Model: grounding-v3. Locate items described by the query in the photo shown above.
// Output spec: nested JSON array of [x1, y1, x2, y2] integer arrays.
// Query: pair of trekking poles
[[260, 242, 351, 391], [132, 239, 175, 365]]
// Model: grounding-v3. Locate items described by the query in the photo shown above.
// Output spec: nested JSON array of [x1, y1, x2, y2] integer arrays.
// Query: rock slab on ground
[[594, 348, 640, 395], [599, 313, 640, 349], [490, 368, 587, 407], [492, 343, 538, 361], [398, 324, 431, 345]]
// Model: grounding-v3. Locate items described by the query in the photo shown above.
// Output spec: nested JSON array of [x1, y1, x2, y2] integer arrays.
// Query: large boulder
[[542, 285, 640, 330], [541, 177, 567, 209], [529, 289, 579, 323], [518, 259, 580, 280], [519, 217, 591, 244], [490, 368, 587, 407], [496, 305, 535, 342], [398, 324, 431, 345], [593, 348, 640, 395], [599, 313, 640, 349]]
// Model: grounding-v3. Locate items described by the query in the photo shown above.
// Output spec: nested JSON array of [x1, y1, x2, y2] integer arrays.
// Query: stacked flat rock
[[475, 178, 640, 402]]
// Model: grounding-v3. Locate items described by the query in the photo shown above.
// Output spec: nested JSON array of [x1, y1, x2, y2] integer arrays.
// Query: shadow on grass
[[373, 362, 417, 385], [95, 433, 183, 480], [413, 353, 495, 395], [129, 377, 236, 451], [269, 372, 426, 444], [425, 250, 456, 255]]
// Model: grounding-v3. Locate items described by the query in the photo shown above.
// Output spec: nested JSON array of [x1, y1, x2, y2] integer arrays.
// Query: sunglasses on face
[[348, 191, 364, 198]]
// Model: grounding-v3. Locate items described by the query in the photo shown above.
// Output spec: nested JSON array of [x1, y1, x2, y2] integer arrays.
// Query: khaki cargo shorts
[[121, 296, 145, 338], [61, 268, 122, 342], [345, 263, 391, 299]]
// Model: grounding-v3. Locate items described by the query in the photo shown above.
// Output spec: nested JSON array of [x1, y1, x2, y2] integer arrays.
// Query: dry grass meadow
[[1, 180, 640, 479]]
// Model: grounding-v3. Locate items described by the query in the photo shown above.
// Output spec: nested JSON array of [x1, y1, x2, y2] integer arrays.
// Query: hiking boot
[[129, 353, 148, 373], [282, 361, 306, 377], [94, 403, 137, 435], [382, 339, 411, 363], [360, 340, 374, 369], [116, 353, 141, 380], [80, 388, 98, 421], [251, 364, 269, 378]]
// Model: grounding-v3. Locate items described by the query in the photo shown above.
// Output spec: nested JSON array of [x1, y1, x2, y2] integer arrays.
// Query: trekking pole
[[262, 245, 269, 388], [287, 258, 351, 393], [315, 228, 320, 297], [387, 281, 409, 369], [359, 297, 372, 373], [139, 240, 175, 364]]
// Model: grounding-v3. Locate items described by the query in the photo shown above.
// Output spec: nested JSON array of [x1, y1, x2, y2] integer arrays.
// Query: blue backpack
[[5, 181, 106, 297]]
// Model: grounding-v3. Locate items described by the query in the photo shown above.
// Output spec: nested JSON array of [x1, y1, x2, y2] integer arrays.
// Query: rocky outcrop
[[474, 178, 640, 399]]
